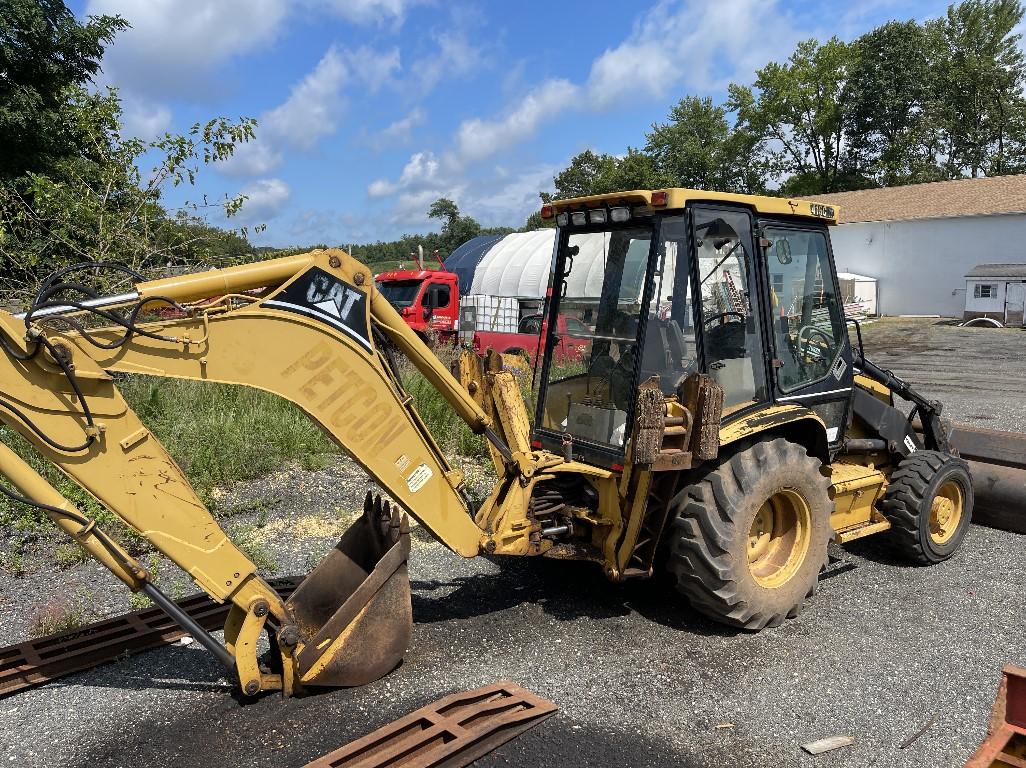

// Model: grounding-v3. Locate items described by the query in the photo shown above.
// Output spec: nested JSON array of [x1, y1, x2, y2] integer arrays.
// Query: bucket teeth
[[363, 492, 404, 546]]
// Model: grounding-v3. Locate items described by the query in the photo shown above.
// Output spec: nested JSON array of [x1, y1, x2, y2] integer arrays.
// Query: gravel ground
[[1, 318, 1024, 768]]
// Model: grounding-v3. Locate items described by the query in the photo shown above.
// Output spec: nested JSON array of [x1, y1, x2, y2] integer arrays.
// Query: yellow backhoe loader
[[2, 188, 1022, 698]]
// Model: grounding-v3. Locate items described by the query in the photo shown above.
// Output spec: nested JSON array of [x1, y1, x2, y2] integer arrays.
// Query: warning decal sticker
[[406, 463, 433, 493]]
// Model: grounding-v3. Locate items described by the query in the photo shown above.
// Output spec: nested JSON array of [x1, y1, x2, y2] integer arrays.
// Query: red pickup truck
[[472, 314, 590, 362]]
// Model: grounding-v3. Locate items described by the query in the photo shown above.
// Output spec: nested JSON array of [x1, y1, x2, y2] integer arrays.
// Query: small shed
[[836, 272, 878, 317], [964, 263, 1026, 326]]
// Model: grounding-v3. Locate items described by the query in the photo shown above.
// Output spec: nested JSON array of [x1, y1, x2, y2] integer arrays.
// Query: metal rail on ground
[[304, 681, 557, 768], [0, 576, 301, 697]]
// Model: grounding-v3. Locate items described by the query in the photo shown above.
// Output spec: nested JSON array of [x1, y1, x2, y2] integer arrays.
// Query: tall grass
[[119, 377, 336, 497], [400, 365, 487, 459]]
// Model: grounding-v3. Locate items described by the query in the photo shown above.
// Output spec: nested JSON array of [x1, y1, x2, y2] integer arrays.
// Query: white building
[[963, 263, 1026, 326], [809, 175, 1026, 316]]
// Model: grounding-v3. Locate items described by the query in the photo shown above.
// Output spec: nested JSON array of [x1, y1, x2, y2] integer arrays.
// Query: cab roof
[[546, 188, 839, 225]]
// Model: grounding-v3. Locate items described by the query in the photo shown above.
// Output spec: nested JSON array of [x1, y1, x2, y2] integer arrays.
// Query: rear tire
[[879, 451, 973, 565], [664, 438, 833, 630]]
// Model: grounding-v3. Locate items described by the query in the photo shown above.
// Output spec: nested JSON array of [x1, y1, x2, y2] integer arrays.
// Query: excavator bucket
[[285, 493, 412, 688]]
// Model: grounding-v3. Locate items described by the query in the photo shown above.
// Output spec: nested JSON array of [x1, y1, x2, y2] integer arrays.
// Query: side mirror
[[423, 305, 432, 321], [776, 239, 793, 265]]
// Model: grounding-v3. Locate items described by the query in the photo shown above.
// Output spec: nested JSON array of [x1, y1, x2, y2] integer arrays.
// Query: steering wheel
[[796, 325, 834, 365], [704, 311, 744, 328]]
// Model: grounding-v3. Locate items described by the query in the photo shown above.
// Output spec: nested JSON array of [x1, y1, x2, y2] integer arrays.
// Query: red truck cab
[[473, 314, 589, 362], [375, 268, 459, 340]]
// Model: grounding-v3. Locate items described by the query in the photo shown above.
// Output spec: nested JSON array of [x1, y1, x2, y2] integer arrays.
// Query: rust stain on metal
[[965, 665, 1026, 767], [0, 577, 300, 697], [680, 374, 722, 461], [304, 681, 557, 768]]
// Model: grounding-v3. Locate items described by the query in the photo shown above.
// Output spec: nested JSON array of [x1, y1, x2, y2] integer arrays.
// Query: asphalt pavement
[[0, 318, 1023, 768]]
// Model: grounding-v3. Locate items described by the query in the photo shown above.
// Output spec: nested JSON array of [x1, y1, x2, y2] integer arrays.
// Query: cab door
[[759, 221, 852, 445], [690, 205, 771, 415], [424, 280, 454, 331]]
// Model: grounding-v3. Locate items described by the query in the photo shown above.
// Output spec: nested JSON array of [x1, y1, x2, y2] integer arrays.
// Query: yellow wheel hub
[[929, 479, 964, 545], [747, 488, 812, 589]]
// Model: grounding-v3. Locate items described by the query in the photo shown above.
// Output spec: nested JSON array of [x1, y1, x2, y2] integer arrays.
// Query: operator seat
[[639, 318, 690, 393]]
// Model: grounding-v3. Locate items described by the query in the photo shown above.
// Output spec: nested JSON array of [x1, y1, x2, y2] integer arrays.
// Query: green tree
[[730, 37, 868, 194], [645, 96, 766, 193], [0, 84, 257, 298], [928, 0, 1026, 177], [844, 20, 943, 186], [543, 148, 666, 202], [427, 197, 483, 255], [522, 208, 556, 230], [0, 1, 261, 303], [0, 0, 126, 180]]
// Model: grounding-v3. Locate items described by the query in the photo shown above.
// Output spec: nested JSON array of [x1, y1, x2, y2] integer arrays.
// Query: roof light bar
[[588, 208, 607, 224], [556, 212, 569, 227], [609, 206, 630, 223], [571, 211, 587, 226]]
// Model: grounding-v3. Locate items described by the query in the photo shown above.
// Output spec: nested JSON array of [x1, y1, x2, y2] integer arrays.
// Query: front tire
[[665, 438, 833, 630], [879, 451, 973, 564]]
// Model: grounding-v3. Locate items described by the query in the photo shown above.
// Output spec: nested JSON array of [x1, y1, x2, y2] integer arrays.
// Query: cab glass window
[[430, 284, 451, 308], [519, 315, 542, 334], [764, 228, 846, 392], [693, 208, 768, 411]]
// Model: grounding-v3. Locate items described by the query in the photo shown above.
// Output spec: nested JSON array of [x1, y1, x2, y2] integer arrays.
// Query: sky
[[69, 0, 954, 247]]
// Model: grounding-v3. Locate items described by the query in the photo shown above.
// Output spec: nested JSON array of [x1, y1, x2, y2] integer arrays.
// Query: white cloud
[[348, 46, 402, 92], [88, 0, 419, 99], [263, 46, 350, 151], [398, 151, 441, 186], [86, 0, 288, 99], [470, 165, 556, 228], [413, 30, 483, 93], [119, 95, 172, 140], [371, 108, 426, 148], [585, 0, 810, 108], [371, 0, 815, 225], [220, 45, 362, 177], [367, 178, 397, 198], [455, 79, 578, 164], [368, 151, 441, 198], [312, 0, 424, 26], [237, 178, 292, 224]]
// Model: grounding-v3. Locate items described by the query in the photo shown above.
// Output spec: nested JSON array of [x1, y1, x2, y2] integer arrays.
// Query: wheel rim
[[929, 479, 964, 545], [747, 488, 812, 589]]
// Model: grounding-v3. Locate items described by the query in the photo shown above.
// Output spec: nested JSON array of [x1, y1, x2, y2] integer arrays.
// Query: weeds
[[53, 542, 88, 568], [232, 524, 279, 574], [1, 550, 26, 577], [0, 342, 524, 575], [301, 453, 334, 472], [28, 600, 87, 638]]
